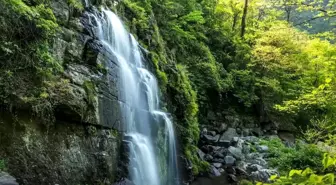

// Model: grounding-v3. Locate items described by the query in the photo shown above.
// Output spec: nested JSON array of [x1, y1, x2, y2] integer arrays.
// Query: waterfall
[[88, 7, 180, 185]]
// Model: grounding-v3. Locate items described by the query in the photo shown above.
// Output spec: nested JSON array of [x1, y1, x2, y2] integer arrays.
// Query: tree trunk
[[232, 13, 238, 31], [241, 0, 249, 37]]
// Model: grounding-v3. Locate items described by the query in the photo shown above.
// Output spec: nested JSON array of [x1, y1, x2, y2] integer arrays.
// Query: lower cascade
[[89, 7, 180, 185]]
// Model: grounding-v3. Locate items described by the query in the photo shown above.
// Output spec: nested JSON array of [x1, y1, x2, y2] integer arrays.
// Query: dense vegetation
[[1, 0, 336, 184], [117, 0, 336, 178]]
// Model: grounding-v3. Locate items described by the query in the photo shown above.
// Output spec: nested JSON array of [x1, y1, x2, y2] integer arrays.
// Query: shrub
[[260, 138, 324, 175]]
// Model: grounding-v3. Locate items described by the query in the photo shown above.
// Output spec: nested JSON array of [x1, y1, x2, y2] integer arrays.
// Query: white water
[[89, 8, 180, 185]]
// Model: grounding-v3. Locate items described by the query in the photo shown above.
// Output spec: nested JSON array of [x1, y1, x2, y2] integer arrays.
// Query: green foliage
[[185, 145, 210, 175], [67, 0, 83, 11], [240, 179, 254, 185], [0, 159, 5, 171], [260, 138, 324, 175], [115, 0, 336, 177], [258, 153, 336, 185]]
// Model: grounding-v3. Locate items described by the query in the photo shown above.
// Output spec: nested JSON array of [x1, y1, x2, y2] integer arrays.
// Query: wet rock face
[[197, 126, 279, 184], [0, 112, 121, 185], [0, 1, 127, 184]]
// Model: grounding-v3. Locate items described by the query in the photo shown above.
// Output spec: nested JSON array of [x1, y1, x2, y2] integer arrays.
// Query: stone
[[208, 131, 217, 137], [236, 138, 245, 149], [210, 166, 221, 177], [228, 146, 244, 160], [0, 172, 18, 185], [235, 166, 248, 176], [236, 128, 242, 135], [257, 145, 269, 153], [249, 158, 268, 167], [247, 164, 263, 172], [242, 129, 250, 136], [217, 140, 231, 148], [250, 169, 278, 183], [204, 154, 214, 161], [251, 127, 263, 136], [219, 123, 228, 133], [197, 149, 206, 161], [242, 144, 251, 154], [224, 156, 236, 166], [213, 152, 225, 159], [278, 131, 295, 144], [212, 158, 225, 163], [242, 136, 259, 143], [219, 128, 238, 142], [202, 134, 220, 143], [213, 163, 223, 168], [201, 128, 208, 135], [228, 174, 238, 182], [246, 153, 262, 160]]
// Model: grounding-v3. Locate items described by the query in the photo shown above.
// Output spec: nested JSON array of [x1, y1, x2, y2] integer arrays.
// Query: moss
[[111, 129, 119, 137], [83, 80, 96, 109], [97, 63, 108, 75], [185, 145, 210, 175]]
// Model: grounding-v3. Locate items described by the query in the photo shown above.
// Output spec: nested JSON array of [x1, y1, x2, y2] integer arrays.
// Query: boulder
[[208, 131, 217, 137], [256, 145, 269, 153], [224, 156, 236, 166], [251, 127, 263, 136], [218, 123, 228, 133], [0, 172, 18, 185], [217, 140, 231, 148], [250, 169, 278, 183], [228, 174, 238, 182], [278, 131, 295, 144], [204, 154, 214, 162], [247, 164, 263, 172], [220, 128, 238, 141], [213, 152, 225, 159], [228, 146, 244, 160], [213, 163, 223, 168], [210, 166, 221, 177], [202, 134, 220, 144], [197, 149, 206, 161]]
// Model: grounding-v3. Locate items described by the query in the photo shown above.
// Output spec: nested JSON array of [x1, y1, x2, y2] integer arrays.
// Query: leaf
[[270, 174, 278, 180], [322, 173, 335, 184], [302, 168, 313, 176], [326, 78, 332, 84], [289, 170, 302, 177]]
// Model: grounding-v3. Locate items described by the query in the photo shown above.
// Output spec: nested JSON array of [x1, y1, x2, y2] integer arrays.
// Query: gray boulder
[[217, 140, 231, 148], [224, 156, 236, 166], [220, 128, 238, 142], [228, 146, 244, 160], [203, 134, 220, 143], [210, 166, 221, 177], [250, 169, 278, 183], [257, 145, 269, 153], [197, 149, 206, 160], [212, 163, 222, 168]]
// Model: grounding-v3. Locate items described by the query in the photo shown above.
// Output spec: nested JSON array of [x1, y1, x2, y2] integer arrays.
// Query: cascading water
[[88, 7, 180, 185]]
